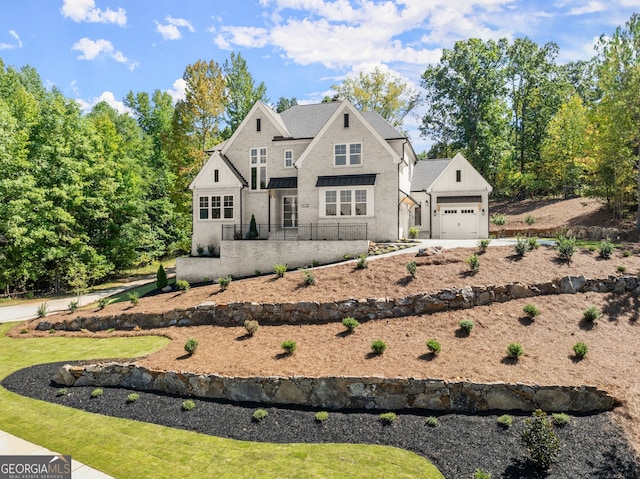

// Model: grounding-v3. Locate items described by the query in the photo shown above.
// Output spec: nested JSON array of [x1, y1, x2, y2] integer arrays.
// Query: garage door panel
[[440, 205, 478, 239]]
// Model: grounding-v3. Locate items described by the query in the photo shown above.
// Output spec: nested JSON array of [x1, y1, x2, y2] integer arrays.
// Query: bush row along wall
[[55, 362, 616, 413], [491, 225, 620, 240], [38, 275, 640, 332]]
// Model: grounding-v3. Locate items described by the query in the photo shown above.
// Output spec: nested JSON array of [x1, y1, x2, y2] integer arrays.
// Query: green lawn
[[0, 323, 443, 478]]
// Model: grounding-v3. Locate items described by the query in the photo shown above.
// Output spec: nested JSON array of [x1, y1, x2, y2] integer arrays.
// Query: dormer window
[[344, 113, 349, 128], [256, 118, 261, 132]]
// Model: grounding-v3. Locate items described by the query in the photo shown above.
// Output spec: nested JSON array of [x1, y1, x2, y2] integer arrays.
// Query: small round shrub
[[521, 409, 560, 470], [217, 276, 232, 291], [598, 238, 615, 259], [355, 253, 368, 269], [523, 304, 539, 318], [425, 416, 438, 427], [572, 341, 588, 359], [490, 213, 506, 226], [97, 297, 110, 310], [182, 400, 195, 411], [37, 302, 48, 318], [552, 413, 570, 426], [184, 338, 199, 355], [57, 388, 68, 397], [176, 279, 190, 292], [459, 319, 474, 335], [244, 319, 259, 336], [408, 226, 419, 239], [524, 215, 536, 226], [371, 339, 387, 355], [281, 340, 297, 354], [90, 388, 103, 399], [466, 254, 480, 272], [379, 412, 397, 424], [127, 291, 140, 306], [507, 342, 524, 360], [273, 263, 288, 277], [556, 235, 576, 261], [252, 408, 268, 421], [315, 411, 329, 423], [527, 236, 539, 250], [473, 469, 492, 479], [303, 270, 315, 286], [406, 260, 417, 278], [342, 317, 360, 333], [478, 238, 491, 253], [426, 339, 441, 355], [68, 300, 79, 313], [126, 393, 140, 404], [497, 414, 513, 428], [617, 265, 627, 273], [514, 236, 528, 257], [583, 306, 601, 322]]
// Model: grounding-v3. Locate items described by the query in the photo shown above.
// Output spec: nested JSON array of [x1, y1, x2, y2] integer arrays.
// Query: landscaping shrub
[[478, 238, 491, 253], [217, 276, 232, 291], [156, 264, 168, 289], [379, 412, 397, 424], [252, 408, 268, 421], [507, 342, 524, 360], [552, 413, 571, 426], [622, 250, 632, 258], [355, 253, 368, 269], [572, 341, 588, 359], [127, 291, 140, 306], [37, 302, 48, 318], [598, 238, 615, 259], [97, 297, 110, 310], [524, 215, 536, 226], [473, 469, 492, 479], [244, 319, 259, 336], [207, 244, 216, 256], [466, 254, 480, 272], [425, 416, 438, 427], [371, 339, 387, 355], [182, 400, 195, 411], [68, 300, 79, 313], [523, 304, 539, 319], [311, 259, 320, 267], [556, 235, 576, 261], [497, 414, 513, 428], [196, 244, 205, 256], [176, 279, 190, 292], [48, 328, 56, 334], [273, 263, 288, 277], [315, 411, 329, 423], [303, 270, 315, 286], [281, 340, 297, 354], [408, 226, 420, 239], [459, 319, 474, 335], [514, 236, 528, 257], [184, 338, 199, 355], [521, 409, 560, 470], [426, 339, 441, 355], [246, 214, 259, 239], [527, 236, 539, 250], [490, 213, 506, 226], [617, 265, 627, 273], [406, 260, 417, 278], [126, 393, 140, 404], [57, 388, 68, 397], [107, 328, 115, 333], [583, 306, 601, 322], [90, 388, 103, 398], [342, 317, 360, 333]]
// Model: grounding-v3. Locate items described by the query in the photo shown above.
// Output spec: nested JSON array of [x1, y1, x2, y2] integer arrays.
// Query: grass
[[0, 322, 443, 478]]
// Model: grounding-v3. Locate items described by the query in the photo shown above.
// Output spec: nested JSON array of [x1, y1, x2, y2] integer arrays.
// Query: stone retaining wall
[[491, 225, 620, 240], [55, 362, 616, 413], [37, 275, 640, 332]]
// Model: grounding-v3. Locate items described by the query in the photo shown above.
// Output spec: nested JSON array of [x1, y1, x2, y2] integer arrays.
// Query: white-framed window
[[284, 150, 293, 168], [198, 195, 234, 220], [320, 187, 372, 217], [334, 143, 362, 166], [250, 147, 268, 190]]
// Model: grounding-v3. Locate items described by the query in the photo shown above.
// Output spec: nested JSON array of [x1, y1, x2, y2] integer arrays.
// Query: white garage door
[[440, 205, 478, 239]]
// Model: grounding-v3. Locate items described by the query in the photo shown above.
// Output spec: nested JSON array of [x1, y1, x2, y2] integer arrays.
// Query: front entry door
[[283, 196, 298, 228]]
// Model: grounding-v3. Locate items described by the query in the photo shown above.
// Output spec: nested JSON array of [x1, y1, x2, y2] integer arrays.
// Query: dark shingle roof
[[410, 159, 450, 192], [279, 102, 404, 140], [316, 174, 377, 187], [267, 177, 298, 189]]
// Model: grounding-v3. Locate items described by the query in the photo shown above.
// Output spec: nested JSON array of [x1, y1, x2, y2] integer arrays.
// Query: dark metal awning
[[316, 174, 377, 187], [267, 177, 298, 189]]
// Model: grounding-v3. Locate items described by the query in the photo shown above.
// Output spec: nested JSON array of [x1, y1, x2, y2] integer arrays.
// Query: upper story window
[[250, 147, 268, 190], [256, 118, 261, 132], [456, 169, 461, 182], [214, 169, 219, 182], [284, 150, 294, 168], [334, 143, 362, 166], [344, 113, 349, 128]]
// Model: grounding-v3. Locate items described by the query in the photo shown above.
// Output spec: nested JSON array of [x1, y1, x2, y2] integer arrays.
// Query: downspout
[[398, 139, 408, 240], [426, 191, 432, 239]]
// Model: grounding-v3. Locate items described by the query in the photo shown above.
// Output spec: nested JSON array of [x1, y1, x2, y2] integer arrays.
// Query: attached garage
[[410, 154, 493, 239]]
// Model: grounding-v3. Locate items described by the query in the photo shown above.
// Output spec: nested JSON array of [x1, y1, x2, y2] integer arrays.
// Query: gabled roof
[[221, 102, 289, 156], [410, 159, 450, 192], [189, 151, 247, 189]]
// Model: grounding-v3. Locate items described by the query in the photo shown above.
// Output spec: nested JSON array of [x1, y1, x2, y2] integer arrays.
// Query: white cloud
[[567, 1, 606, 15], [76, 91, 129, 114], [166, 78, 187, 103], [155, 16, 195, 40], [0, 30, 22, 50], [71, 37, 127, 63], [215, 26, 270, 49], [61, 0, 126, 26]]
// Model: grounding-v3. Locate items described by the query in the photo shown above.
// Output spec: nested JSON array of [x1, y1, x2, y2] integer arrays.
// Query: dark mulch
[[4, 362, 640, 479]]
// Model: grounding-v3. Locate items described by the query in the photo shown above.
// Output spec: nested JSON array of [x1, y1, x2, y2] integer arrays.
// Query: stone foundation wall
[[55, 362, 616, 413], [38, 275, 640, 332], [491, 225, 620, 240]]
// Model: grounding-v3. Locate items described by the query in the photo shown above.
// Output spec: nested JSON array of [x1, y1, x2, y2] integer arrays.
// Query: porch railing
[[222, 223, 368, 241]]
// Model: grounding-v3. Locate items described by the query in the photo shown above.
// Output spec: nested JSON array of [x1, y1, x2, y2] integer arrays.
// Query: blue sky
[[1, 0, 637, 153]]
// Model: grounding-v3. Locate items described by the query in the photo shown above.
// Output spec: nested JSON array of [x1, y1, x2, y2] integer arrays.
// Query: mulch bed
[[4, 362, 639, 479]]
